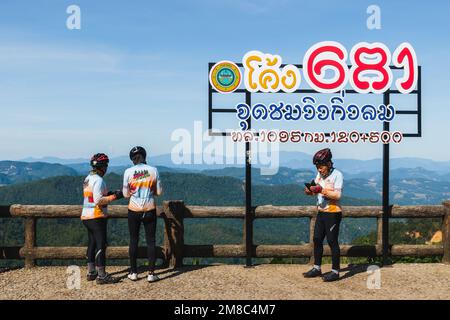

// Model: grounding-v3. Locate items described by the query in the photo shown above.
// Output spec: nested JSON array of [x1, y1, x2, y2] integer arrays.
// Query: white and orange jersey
[[123, 163, 162, 212], [81, 173, 115, 220], [314, 168, 344, 213]]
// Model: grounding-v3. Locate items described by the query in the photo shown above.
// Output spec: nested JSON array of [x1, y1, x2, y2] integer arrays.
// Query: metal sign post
[[380, 66, 422, 265], [382, 91, 391, 265], [244, 91, 253, 267]]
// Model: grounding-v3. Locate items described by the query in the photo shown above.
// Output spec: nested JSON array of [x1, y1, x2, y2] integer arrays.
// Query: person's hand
[[113, 190, 124, 200], [321, 189, 331, 199], [309, 185, 323, 194], [304, 187, 313, 195]]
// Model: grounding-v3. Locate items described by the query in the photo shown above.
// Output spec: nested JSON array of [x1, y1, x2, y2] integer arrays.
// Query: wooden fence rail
[[0, 201, 449, 268]]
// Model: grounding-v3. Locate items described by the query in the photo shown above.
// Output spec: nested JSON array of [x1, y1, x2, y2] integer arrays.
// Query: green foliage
[[351, 218, 443, 263], [0, 172, 444, 266]]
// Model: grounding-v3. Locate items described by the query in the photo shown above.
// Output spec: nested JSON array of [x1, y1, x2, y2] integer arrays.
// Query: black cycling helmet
[[90, 153, 109, 168], [313, 148, 332, 165], [129, 146, 147, 161]]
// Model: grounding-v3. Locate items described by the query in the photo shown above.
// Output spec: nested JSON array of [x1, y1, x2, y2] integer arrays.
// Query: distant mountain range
[[0, 173, 380, 245], [0, 159, 449, 205], [0, 160, 446, 255], [20, 156, 88, 165], [0, 171, 441, 263], [4, 150, 450, 206], [18, 152, 450, 174], [202, 166, 445, 184], [199, 166, 450, 205], [0, 161, 78, 185], [65, 163, 191, 176]]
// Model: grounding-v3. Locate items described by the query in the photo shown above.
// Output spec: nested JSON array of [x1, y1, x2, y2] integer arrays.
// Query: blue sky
[[0, 0, 449, 161]]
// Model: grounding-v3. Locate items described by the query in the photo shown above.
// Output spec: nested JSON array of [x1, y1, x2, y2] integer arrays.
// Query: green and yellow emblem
[[209, 61, 242, 93]]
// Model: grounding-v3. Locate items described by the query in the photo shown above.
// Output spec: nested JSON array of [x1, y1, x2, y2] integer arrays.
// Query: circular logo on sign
[[209, 61, 241, 93]]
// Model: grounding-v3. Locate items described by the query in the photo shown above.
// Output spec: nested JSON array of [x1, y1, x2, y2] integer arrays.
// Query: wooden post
[[242, 206, 254, 267], [163, 200, 185, 268], [376, 218, 383, 244], [442, 201, 450, 264], [377, 217, 383, 256], [24, 218, 36, 268], [308, 216, 316, 265]]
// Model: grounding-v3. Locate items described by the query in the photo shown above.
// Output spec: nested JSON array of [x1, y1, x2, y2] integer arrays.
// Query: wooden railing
[[0, 201, 449, 268]]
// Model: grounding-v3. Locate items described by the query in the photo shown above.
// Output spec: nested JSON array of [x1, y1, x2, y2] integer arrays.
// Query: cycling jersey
[[81, 173, 114, 220], [123, 163, 162, 212], [314, 168, 344, 213]]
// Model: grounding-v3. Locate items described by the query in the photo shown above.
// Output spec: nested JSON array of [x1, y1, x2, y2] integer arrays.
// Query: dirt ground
[[0, 263, 449, 300]]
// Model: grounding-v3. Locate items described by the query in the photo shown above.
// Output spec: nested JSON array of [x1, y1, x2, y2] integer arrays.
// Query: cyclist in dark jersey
[[303, 148, 344, 282]]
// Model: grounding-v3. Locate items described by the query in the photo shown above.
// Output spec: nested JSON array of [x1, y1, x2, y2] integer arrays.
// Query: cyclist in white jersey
[[123, 146, 163, 282], [81, 153, 123, 284], [303, 148, 344, 282]]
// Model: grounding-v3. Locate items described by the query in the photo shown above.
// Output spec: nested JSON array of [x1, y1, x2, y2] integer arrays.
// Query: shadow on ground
[[335, 263, 383, 281], [109, 265, 210, 282], [0, 266, 22, 274]]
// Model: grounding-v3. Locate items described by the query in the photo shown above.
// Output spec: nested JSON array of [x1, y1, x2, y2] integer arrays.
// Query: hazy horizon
[[4, 151, 450, 164]]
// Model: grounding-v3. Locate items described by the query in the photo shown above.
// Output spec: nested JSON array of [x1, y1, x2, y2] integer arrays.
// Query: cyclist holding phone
[[81, 153, 123, 285], [303, 148, 344, 282]]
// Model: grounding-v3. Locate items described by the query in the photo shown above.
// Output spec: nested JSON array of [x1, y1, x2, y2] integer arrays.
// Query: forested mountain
[[0, 161, 77, 185], [0, 171, 443, 266]]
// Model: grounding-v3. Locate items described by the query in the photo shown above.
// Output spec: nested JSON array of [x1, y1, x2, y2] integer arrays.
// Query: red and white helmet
[[90, 153, 109, 168], [313, 148, 332, 165]]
